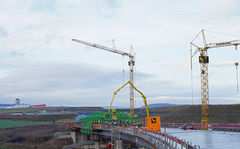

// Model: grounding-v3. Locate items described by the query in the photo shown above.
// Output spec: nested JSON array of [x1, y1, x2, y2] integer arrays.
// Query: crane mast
[[72, 39, 136, 117], [190, 30, 240, 130]]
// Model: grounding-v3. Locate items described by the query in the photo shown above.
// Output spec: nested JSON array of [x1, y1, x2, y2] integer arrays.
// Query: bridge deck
[[93, 128, 156, 149], [69, 123, 199, 149], [167, 128, 240, 149]]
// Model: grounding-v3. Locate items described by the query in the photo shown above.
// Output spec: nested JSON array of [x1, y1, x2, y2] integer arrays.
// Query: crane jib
[[72, 38, 135, 118]]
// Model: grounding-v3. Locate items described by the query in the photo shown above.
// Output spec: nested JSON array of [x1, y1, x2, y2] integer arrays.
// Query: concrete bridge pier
[[79, 134, 87, 141], [90, 135, 100, 149], [114, 139, 123, 149], [94, 141, 100, 149], [71, 131, 78, 144], [90, 135, 99, 141]]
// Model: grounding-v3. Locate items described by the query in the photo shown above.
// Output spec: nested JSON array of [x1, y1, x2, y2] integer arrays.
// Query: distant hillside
[[103, 106, 128, 109], [140, 103, 182, 109], [0, 104, 14, 107], [0, 106, 105, 115], [132, 104, 240, 124], [103, 103, 182, 110]]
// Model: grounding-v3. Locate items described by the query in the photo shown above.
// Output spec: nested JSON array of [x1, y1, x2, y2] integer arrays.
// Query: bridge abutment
[[71, 131, 78, 144]]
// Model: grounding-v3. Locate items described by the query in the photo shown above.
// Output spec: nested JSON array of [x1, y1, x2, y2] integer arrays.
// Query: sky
[[0, 0, 240, 107]]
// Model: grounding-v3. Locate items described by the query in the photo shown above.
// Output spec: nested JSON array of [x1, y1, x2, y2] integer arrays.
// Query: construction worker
[[106, 141, 111, 149]]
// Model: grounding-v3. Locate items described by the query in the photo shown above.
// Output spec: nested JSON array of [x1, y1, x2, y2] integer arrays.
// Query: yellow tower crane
[[190, 29, 240, 130], [72, 39, 136, 118]]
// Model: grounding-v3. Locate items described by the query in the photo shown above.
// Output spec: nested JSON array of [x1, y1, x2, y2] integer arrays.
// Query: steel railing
[[119, 127, 200, 149]]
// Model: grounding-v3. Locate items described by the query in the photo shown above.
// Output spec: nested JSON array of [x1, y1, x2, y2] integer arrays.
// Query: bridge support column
[[79, 134, 87, 141], [90, 135, 100, 141], [89, 135, 100, 149], [71, 131, 78, 144], [94, 141, 100, 149], [114, 140, 123, 149]]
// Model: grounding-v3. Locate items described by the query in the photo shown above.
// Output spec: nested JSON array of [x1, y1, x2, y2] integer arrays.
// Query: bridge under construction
[[68, 30, 240, 148], [66, 111, 200, 149], [66, 110, 240, 149]]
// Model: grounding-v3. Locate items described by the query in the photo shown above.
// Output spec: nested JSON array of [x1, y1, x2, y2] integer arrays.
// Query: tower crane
[[190, 29, 240, 130], [72, 39, 136, 117]]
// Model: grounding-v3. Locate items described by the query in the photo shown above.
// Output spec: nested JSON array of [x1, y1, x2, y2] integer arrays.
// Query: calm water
[[165, 128, 240, 149]]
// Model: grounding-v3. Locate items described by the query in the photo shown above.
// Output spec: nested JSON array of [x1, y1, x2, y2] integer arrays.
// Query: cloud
[[0, 62, 121, 105], [0, 59, 151, 106], [0, 27, 7, 38], [0, 0, 239, 106], [147, 95, 240, 105], [201, 0, 240, 19], [30, 0, 56, 13]]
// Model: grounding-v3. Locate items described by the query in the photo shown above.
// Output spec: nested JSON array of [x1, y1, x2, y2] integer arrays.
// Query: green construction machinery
[[79, 111, 140, 136]]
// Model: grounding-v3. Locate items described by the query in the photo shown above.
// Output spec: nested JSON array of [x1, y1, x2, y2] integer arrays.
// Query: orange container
[[145, 117, 161, 131]]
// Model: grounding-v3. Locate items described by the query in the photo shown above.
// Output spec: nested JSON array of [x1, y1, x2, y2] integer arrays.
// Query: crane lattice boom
[[72, 39, 134, 58], [206, 40, 240, 49]]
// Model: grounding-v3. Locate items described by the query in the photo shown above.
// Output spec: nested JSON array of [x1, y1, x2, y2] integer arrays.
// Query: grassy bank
[[0, 120, 40, 128]]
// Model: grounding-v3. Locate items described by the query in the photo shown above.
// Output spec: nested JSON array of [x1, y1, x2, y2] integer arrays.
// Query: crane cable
[[112, 39, 125, 85], [205, 30, 240, 38], [134, 58, 137, 107], [191, 30, 202, 43], [235, 45, 239, 94], [190, 44, 194, 105], [122, 55, 125, 85], [206, 23, 240, 30]]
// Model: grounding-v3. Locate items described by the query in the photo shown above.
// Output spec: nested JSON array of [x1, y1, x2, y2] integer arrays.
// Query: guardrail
[[68, 123, 200, 149], [119, 127, 200, 149], [166, 123, 240, 132]]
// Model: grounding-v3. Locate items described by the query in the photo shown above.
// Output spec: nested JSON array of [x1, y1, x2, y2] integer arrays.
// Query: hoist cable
[[190, 44, 194, 105], [122, 55, 125, 85], [235, 46, 239, 94], [236, 65, 239, 94], [191, 30, 202, 43]]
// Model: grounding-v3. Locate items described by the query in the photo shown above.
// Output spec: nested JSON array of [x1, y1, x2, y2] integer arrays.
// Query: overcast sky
[[0, 0, 240, 107]]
